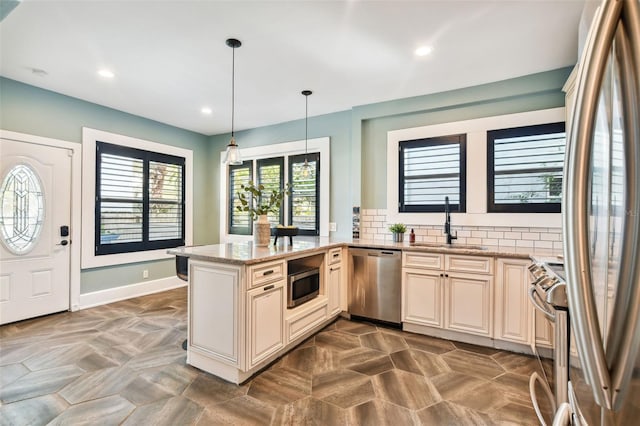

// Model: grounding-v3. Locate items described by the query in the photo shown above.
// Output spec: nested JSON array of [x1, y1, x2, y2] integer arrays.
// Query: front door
[[0, 138, 72, 324]]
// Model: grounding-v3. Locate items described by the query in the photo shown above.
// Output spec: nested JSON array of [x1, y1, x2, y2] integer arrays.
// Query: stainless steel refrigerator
[[561, 0, 640, 424]]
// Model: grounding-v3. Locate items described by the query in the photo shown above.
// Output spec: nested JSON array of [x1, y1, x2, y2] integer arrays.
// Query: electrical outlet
[[143, 269, 149, 279], [329, 222, 337, 232]]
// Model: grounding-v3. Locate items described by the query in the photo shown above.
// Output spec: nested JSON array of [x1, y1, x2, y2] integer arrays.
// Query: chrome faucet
[[444, 196, 457, 245]]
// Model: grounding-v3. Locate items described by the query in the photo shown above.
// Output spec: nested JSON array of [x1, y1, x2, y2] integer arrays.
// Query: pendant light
[[301, 90, 312, 178], [223, 38, 242, 165]]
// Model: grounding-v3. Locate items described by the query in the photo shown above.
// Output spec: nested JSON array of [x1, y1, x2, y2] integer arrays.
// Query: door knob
[[56, 240, 69, 246]]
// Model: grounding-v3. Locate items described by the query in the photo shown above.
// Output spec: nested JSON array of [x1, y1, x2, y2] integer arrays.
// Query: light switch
[[329, 222, 337, 232]]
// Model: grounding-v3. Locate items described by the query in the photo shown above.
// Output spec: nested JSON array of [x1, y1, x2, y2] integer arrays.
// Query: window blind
[[289, 153, 320, 235], [257, 157, 284, 226], [228, 161, 253, 235], [399, 135, 466, 212]]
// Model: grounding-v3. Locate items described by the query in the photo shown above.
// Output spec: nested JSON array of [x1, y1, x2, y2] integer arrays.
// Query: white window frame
[[386, 108, 565, 228], [220, 137, 330, 242], [82, 128, 193, 268]]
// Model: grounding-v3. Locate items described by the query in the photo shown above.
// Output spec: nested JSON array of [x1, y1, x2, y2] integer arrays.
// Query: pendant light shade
[[301, 90, 312, 178], [224, 38, 242, 165]]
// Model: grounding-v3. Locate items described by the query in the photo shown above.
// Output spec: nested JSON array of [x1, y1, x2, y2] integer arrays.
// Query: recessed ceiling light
[[415, 46, 433, 57], [98, 69, 114, 78], [201, 107, 212, 115]]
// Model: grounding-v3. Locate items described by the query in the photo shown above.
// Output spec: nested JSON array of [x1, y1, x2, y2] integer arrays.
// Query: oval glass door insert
[[0, 164, 45, 254]]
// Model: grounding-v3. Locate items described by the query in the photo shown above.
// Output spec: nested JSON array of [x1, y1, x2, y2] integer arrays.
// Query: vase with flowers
[[237, 181, 291, 246]]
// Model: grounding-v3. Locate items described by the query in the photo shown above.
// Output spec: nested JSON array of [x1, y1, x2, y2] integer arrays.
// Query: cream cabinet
[[327, 263, 342, 316], [247, 280, 285, 368], [494, 258, 532, 344], [188, 260, 242, 366], [402, 252, 493, 338], [445, 271, 493, 337], [402, 268, 443, 328]]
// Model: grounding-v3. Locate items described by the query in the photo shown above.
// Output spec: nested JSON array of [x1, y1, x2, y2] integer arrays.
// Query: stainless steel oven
[[528, 260, 569, 426], [287, 265, 320, 309]]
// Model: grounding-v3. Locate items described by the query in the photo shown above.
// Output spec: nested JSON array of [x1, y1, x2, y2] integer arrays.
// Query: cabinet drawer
[[403, 251, 443, 270], [328, 247, 342, 265], [248, 260, 285, 289], [445, 255, 493, 275], [287, 301, 328, 343]]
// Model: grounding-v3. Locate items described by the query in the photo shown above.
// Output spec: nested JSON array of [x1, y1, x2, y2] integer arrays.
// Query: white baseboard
[[77, 276, 186, 310]]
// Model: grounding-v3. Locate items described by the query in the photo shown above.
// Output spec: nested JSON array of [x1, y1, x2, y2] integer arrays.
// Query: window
[[487, 122, 565, 213], [257, 157, 284, 226], [228, 161, 253, 235], [95, 142, 185, 255], [289, 153, 320, 235], [398, 134, 466, 213]]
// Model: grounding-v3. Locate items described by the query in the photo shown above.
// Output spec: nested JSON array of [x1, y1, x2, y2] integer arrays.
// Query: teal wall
[[0, 66, 571, 295], [0, 77, 211, 293]]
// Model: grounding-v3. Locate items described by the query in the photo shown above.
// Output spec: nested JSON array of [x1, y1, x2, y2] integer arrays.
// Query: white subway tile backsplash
[[360, 212, 562, 249], [522, 232, 540, 240]]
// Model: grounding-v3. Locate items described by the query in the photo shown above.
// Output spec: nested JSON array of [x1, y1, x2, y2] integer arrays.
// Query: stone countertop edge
[[168, 237, 563, 265]]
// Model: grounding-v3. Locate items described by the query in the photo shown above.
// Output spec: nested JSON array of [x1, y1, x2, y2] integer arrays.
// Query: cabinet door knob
[[262, 270, 274, 276], [263, 284, 275, 291]]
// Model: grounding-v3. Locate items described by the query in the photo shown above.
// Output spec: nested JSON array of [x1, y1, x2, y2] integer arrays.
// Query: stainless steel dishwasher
[[348, 247, 402, 325]]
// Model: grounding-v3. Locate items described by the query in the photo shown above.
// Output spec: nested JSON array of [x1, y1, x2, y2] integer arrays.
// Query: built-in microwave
[[287, 265, 320, 308]]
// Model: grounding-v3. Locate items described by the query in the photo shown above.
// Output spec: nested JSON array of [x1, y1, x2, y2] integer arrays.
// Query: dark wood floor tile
[[451, 381, 511, 413], [442, 350, 505, 380], [334, 318, 378, 335], [311, 368, 369, 399], [0, 363, 29, 388], [247, 367, 311, 406], [59, 366, 138, 405], [403, 333, 456, 355], [345, 353, 394, 376], [197, 395, 274, 426], [123, 395, 203, 426], [279, 345, 339, 375], [88, 342, 139, 365], [23, 343, 94, 371], [489, 402, 539, 426], [348, 398, 415, 426], [410, 348, 451, 377], [0, 394, 68, 426], [183, 372, 248, 407], [339, 346, 384, 368], [138, 363, 198, 396], [93, 316, 141, 333], [124, 346, 185, 371], [135, 327, 184, 352], [314, 329, 361, 351], [493, 373, 534, 406], [373, 369, 441, 410], [120, 376, 175, 405], [360, 331, 409, 353], [47, 395, 135, 425], [430, 371, 487, 400], [416, 400, 496, 426], [321, 378, 375, 409], [271, 396, 345, 426], [76, 351, 120, 371], [453, 341, 502, 356], [391, 349, 424, 375], [0, 365, 84, 404], [492, 351, 539, 376]]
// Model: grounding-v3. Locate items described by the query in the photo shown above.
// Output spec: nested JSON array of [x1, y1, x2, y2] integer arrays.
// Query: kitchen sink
[[411, 242, 487, 250]]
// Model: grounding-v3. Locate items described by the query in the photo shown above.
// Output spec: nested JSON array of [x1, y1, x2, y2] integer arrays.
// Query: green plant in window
[[237, 181, 291, 220]]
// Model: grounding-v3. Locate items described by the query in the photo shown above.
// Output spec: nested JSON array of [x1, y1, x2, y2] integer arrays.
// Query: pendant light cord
[[305, 94, 308, 156], [231, 45, 235, 139]]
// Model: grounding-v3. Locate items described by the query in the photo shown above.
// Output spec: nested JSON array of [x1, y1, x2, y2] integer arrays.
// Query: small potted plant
[[237, 181, 290, 246], [388, 223, 407, 242]]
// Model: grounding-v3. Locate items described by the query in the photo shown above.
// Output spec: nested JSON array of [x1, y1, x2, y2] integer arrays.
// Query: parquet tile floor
[[0, 287, 542, 425]]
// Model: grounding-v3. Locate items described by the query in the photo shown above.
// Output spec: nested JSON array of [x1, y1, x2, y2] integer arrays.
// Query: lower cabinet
[[402, 268, 443, 328], [445, 272, 493, 337], [494, 258, 531, 344], [247, 280, 285, 368], [189, 261, 241, 366], [327, 263, 342, 316]]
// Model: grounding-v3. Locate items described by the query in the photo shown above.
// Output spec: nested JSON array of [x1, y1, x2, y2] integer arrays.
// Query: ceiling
[[0, 1, 587, 136]]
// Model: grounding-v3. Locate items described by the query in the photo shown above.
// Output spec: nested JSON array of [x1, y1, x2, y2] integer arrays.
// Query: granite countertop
[[168, 236, 563, 265]]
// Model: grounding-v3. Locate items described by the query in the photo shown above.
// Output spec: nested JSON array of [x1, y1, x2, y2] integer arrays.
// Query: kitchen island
[[169, 237, 561, 384]]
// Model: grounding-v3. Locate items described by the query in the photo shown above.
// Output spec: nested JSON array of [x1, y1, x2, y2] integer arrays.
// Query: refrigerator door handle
[[609, 0, 640, 411], [564, 0, 622, 409], [551, 403, 572, 426]]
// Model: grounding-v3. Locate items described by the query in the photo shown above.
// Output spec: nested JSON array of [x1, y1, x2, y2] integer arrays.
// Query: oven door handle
[[528, 287, 556, 322]]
